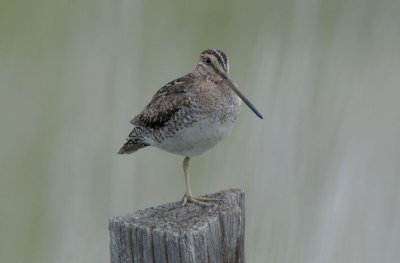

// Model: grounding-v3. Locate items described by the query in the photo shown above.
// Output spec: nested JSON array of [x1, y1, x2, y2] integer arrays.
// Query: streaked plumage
[[119, 49, 262, 205]]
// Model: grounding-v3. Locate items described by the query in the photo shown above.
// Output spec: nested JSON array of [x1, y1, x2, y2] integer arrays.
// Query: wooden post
[[109, 189, 245, 263]]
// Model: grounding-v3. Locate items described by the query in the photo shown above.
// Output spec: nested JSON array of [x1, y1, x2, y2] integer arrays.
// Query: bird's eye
[[205, 58, 212, 64]]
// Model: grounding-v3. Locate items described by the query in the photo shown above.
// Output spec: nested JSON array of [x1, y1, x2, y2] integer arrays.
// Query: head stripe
[[212, 49, 227, 72], [201, 49, 229, 72]]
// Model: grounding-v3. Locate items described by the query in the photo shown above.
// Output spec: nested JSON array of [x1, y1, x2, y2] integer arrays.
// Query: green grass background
[[1, 0, 400, 262]]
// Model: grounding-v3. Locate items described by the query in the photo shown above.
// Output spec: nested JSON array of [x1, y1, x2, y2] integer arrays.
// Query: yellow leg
[[182, 157, 218, 206]]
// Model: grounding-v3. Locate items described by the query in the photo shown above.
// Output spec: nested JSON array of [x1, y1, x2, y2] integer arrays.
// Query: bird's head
[[196, 49, 263, 119], [197, 49, 230, 77]]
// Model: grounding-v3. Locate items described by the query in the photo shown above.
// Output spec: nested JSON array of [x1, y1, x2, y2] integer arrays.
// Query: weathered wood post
[[109, 188, 245, 263]]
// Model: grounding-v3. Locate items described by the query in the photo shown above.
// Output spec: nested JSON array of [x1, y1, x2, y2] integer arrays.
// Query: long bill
[[224, 75, 264, 119]]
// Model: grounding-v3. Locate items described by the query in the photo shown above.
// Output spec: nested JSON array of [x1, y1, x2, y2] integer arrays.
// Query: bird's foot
[[182, 193, 219, 206]]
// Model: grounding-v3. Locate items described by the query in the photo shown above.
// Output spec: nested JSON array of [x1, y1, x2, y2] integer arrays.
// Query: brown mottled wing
[[130, 74, 196, 128]]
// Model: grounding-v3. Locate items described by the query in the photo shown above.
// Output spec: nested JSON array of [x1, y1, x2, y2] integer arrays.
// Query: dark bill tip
[[225, 77, 264, 119]]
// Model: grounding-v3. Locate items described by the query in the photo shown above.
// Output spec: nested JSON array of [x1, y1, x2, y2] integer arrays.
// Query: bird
[[118, 49, 263, 205]]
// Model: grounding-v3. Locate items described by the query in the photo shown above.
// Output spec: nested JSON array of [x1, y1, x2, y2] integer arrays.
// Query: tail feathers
[[118, 127, 150, 154], [118, 139, 149, 154]]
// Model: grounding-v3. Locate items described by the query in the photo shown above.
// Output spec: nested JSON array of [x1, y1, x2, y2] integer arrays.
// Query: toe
[[181, 193, 216, 206], [194, 196, 219, 201]]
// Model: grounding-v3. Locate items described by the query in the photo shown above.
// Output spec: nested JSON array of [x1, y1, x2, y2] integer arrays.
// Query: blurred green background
[[1, 0, 400, 262]]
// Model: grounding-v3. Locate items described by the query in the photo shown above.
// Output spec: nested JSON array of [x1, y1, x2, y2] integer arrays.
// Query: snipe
[[119, 49, 263, 205]]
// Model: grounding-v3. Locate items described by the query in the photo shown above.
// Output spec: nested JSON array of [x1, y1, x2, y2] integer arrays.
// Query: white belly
[[154, 119, 235, 156]]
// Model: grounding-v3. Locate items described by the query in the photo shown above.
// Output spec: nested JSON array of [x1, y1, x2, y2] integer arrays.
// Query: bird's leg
[[181, 157, 218, 206]]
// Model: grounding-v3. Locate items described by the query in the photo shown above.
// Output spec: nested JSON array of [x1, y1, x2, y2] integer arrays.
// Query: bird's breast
[[153, 118, 236, 157]]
